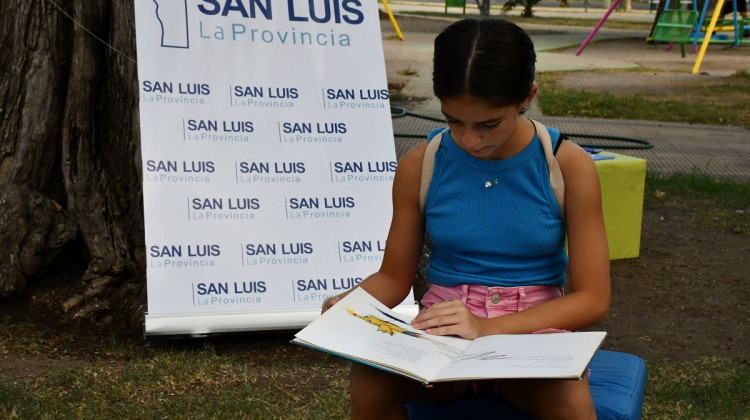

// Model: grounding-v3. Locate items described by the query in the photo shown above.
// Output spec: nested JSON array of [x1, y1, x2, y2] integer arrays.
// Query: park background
[[1, 0, 749, 418]]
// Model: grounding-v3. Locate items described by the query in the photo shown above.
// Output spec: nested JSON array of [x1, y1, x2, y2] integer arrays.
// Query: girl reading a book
[[322, 17, 610, 420]]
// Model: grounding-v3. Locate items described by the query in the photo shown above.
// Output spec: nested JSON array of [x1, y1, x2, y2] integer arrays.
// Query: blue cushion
[[407, 350, 646, 420], [589, 351, 647, 420]]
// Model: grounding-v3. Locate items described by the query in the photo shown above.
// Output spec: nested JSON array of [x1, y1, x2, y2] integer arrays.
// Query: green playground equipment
[[651, 0, 748, 57]]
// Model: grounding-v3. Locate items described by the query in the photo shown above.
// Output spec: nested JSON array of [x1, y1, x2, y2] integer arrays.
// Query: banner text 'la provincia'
[[197, 0, 365, 47]]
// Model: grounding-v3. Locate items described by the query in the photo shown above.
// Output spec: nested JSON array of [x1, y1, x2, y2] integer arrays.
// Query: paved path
[[381, 3, 750, 180]]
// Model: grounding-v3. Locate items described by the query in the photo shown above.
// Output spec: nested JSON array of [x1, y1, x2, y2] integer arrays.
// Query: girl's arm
[[412, 139, 611, 338], [323, 142, 428, 311]]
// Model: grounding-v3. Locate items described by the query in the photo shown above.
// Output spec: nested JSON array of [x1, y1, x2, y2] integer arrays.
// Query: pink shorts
[[420, 283, 564, 319]]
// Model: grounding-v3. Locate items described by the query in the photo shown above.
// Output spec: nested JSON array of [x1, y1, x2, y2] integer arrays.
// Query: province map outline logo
[[152, 0, 190, 49]]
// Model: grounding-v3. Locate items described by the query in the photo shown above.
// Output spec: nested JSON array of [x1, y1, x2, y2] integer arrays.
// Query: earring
[[520, 106, 529, 114]]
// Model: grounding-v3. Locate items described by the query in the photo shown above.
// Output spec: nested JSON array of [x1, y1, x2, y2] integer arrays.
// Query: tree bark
[[0, 183, 77, 297], [523, 0, 535, 17], [0, 0, 145, 328], [476, 0, 492, 16]]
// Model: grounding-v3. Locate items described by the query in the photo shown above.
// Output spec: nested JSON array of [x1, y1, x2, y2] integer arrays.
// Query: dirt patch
[[598, 202, 749, 361], [0, 356, 64, 384], [553, 37, 750, 97], [558, 37, 750, 77]]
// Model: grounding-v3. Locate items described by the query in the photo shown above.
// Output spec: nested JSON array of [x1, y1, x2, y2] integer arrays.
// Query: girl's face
[[440, 94, 530, 161]]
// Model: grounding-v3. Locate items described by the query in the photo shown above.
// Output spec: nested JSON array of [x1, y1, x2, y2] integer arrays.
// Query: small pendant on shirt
[[484, 179, 498, 188]]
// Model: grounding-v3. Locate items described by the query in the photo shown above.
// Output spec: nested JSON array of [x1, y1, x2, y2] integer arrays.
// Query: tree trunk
[[523, 0, 535, 17], [0, 0, 145, 328], [616, 0, 633, 12], [476, 0, 492, 16]]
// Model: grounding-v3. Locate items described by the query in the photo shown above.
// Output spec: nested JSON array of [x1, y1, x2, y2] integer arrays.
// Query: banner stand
[[135, 0, 416, 336], [145, 305, 420, 337]]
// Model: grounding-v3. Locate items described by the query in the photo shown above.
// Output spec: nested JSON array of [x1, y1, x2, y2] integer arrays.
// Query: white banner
[[134, 0, 416, 336]]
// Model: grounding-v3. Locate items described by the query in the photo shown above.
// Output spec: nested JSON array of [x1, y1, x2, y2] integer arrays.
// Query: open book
[[292, 288, 606, 385]]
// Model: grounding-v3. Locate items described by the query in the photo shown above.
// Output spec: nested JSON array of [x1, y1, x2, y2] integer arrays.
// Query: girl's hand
[[411, 300, 485, 340], [321, 295, 341, 313]]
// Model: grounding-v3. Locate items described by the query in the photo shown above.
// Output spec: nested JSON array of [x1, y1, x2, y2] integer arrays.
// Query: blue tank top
[[424, 128, 568, 288]]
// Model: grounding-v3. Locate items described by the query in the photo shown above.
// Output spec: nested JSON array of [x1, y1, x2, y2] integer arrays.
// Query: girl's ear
[[522, 84, 538, 109]]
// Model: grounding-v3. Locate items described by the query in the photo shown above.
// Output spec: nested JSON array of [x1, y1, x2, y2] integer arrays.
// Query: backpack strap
[[418, 128, 445, 215], [419, 121, 565, 218], [530, 119, 566, 219]]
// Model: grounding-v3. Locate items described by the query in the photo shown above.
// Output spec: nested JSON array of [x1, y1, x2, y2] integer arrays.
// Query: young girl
[[323, 17, 610, 420]]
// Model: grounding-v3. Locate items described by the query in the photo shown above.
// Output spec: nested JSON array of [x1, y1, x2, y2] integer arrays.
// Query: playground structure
[[381, 0, 404, 41], [576, 0, 748, 73]]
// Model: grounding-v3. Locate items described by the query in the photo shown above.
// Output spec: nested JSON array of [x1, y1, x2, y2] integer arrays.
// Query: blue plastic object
[[407, 350, 647, 420]]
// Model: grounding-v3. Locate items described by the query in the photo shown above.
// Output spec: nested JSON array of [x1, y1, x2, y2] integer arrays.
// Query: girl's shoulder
[[427, 127, 448, 141], [555, 140, 601, 196], [398, 140, 429, 182]]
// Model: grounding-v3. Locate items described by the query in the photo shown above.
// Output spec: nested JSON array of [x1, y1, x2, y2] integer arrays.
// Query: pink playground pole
[[575, 0, 622, 56]]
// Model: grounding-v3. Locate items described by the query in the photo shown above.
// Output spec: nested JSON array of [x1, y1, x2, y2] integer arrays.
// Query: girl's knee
[[350, 363, 401, 395], [499, 378, 596, 420], [548, 379, 596, 420], [349, 363, 411, 419], [349, 363, 473, 419]]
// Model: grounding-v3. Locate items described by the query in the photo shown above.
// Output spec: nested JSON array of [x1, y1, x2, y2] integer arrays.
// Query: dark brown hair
[[433, 18, 536, 107]]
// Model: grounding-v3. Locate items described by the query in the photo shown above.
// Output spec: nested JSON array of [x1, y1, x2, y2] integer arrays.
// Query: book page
[[293, 288, 470, 382], [433, 331, 606, 381]]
